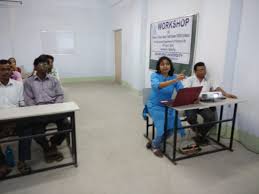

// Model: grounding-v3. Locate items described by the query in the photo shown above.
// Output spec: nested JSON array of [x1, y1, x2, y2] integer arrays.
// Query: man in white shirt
[[0, 59, 31, 178], [183, 62, 237, 145]]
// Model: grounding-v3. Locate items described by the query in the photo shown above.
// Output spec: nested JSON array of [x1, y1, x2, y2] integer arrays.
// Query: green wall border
[[61, 76, 114, 84], [121, 80, 142, 95]]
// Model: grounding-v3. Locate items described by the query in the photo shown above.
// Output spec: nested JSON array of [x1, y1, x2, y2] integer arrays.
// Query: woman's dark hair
[[194, 62, 205, 71], [156, 56, 174, 76]]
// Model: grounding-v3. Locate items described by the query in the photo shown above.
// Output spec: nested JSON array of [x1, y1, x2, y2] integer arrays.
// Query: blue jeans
[[148, 105, 185, 149]]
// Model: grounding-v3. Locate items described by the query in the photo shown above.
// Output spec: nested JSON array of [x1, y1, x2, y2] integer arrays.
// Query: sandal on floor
[[152, 148, 164, 158], [0, 164, 11, 179], [17, 161, 31, 175]]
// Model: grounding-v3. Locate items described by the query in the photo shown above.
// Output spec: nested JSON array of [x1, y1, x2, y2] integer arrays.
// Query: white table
[[0, 102, 79, 121], [0, 102, 80, 179], [161, 98, 243, 164]]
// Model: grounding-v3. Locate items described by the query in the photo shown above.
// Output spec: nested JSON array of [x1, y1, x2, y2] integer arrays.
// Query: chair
[[142, 88, 187, 141], [142, 88, 155, 140]]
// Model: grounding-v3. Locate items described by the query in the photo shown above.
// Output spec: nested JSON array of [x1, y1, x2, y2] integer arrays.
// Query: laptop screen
[[172, 86, 203, 107]]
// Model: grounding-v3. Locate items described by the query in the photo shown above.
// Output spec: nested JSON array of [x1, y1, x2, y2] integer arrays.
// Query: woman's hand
[[158, 73, 185, 88], [176, 74, 185, 81]]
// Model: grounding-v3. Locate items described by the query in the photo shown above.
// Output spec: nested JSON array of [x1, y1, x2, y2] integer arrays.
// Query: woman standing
[[146, 56, 185, 157]]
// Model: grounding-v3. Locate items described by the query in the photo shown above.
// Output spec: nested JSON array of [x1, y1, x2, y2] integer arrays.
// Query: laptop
[[161, 86, 203, 107]]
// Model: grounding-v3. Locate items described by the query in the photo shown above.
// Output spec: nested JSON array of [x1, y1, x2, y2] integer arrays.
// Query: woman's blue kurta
[[146, 72, 185, 148]]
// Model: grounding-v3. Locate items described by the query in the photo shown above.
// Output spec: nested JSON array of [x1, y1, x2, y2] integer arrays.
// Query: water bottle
[[5, 145, 15, 167]]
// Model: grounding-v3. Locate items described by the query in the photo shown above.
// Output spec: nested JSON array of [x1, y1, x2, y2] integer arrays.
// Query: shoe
[[192, 136, 209, 146], [17, 161, 31, 175], [50, 145, 64, 162], [151, 148, 163, 158], [54, 151, 64, 162], [44, 145, 64, 163], [146, 141, 152, 149], [44, 149, 56, 163]]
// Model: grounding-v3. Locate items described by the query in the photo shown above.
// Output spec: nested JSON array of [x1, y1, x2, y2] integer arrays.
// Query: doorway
[[114, 30, 122, 84]]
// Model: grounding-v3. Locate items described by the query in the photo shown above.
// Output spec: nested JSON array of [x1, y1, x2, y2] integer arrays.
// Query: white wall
[[222, 0, 243, 92], [145, 0, 234, 88], [195, 0, 232, 84], [145, 0, 202, 87], [0, 9, 13, 57], [232, 0, 259, 136], [0, 0, 113, 78], [111, 0, 147, 90]]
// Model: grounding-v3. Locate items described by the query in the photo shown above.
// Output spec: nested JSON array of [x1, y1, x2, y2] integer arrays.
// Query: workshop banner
[[149, 15, 197, 75]]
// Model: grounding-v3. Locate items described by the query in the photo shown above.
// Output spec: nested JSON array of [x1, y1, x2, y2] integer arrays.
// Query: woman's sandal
[[152, 148, 164, 158]]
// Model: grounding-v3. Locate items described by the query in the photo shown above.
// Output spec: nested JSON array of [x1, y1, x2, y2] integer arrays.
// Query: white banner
[[150, 15, 193, 64]]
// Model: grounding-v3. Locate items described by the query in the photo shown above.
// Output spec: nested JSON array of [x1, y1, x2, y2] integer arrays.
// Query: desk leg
[[163, 107, 168, 153], [173, 111, 178, 162], [146, 117, 149, 138], [229, 104, 238, 151], [152, 122, 155, 140], [217, 105, 224, 142], [71, 112, 78, 167]]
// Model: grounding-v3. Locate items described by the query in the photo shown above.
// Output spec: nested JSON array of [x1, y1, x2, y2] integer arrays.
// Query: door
[[114, 30, 122, 83]]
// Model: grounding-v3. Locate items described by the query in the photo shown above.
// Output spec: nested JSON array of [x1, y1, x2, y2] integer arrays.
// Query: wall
[[111, 0, 147, 90], [0, 0, 114, 78], [145, 0, 234, 88], [232, 0, 259, 148], [0, 9, 13, 58], [145, 0, 202, 87], [195, 0, 232, 84]]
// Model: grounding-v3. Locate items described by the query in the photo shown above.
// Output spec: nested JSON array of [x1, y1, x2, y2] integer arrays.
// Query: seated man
[[8, 57, 22, 82], [0, 59, 31, 178], [23, 57, 69, 163], [32, 54, 60, 81], [45, 54, 60, 81], [183, 62, 237, 145]]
